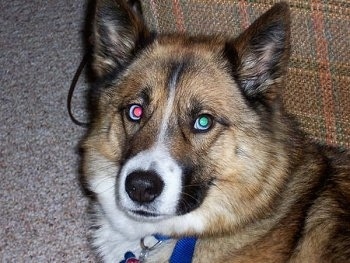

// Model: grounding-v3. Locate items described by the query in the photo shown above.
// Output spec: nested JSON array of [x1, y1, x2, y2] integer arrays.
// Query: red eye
[[128, 104, 143, 121]]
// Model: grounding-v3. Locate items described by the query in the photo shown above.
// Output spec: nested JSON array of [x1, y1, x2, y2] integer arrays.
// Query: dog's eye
[[193, 114, 213, 132], [127, 104, 143, 121]]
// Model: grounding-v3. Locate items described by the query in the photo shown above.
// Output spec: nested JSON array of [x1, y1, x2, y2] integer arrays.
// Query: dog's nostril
[[125, 170, 164, 203]]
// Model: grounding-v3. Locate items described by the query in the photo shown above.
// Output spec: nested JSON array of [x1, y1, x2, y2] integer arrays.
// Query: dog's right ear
[[92, 0, 151, 78]]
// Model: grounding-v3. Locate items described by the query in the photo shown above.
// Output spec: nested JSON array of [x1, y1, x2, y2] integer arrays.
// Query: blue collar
[[120, 235, 197, 263], [155, 234, 197, 263]]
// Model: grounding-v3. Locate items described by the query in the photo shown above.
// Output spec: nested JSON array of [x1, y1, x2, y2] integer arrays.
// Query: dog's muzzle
[[118, 147, 183, 218]]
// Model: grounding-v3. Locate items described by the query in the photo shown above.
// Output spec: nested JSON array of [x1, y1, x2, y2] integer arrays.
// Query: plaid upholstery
[[141, 0, 350, 149]]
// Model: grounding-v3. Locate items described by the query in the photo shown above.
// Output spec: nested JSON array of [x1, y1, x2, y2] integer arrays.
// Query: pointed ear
[[92, 0, 151, 78], [229, 2, 291, 103]]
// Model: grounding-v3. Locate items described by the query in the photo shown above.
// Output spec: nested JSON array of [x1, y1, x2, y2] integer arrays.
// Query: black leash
[[67, 53, 90, 128]]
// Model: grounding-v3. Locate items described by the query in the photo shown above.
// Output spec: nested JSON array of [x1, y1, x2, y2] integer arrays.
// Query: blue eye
[[128, 104, 143, 121], [193, 114, 213, 132]]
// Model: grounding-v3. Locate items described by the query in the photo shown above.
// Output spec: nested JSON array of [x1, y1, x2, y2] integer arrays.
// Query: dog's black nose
[[125, 170, 164, 203]]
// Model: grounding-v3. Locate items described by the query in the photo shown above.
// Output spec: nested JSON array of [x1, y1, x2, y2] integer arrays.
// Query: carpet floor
[[1, 0, 94, 261]]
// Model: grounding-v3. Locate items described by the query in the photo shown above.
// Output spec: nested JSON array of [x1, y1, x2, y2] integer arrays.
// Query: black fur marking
[[177, 166, 210, 215], [132, 31, 157, 58], [223, 41, 240, 76], [167, 58, 190, 93]]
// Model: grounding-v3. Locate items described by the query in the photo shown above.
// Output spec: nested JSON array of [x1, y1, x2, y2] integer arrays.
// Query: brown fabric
[[141, 0, 350, 149]]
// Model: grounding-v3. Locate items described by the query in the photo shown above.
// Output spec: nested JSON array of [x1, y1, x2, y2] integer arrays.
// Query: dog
[[81, 0, 350, 262]]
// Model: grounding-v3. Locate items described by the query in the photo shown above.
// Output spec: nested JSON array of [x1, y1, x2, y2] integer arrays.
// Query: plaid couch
[[140, 0, 350, 149]]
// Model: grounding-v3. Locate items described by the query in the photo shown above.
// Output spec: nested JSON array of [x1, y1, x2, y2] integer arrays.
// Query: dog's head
[[83, 0, 291, 237]]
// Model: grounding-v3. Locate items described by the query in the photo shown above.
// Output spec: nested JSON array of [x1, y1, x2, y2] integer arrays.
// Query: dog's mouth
[[131, 209, 161, 217], [125, 208, 171, 220]]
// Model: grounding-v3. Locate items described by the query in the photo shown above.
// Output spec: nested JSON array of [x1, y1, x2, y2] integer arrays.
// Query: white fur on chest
[[91, 205, 176, 263]]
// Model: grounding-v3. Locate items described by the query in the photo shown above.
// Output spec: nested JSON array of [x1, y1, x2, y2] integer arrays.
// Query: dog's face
[[83, 0, 291, 237]]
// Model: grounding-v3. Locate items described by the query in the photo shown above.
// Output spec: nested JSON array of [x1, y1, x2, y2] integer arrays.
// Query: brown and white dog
[[81, 0, 350, 262]]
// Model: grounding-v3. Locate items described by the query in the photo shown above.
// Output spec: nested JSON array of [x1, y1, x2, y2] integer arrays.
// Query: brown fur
[[82, 1, 350, 262]]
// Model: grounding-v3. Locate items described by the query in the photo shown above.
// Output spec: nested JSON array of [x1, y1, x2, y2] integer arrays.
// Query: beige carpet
[[1, 0, 94, 261]]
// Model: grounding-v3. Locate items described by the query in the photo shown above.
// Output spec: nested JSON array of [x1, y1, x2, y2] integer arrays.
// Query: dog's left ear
[[226, 2, 291, 104], [92, 0, 151, 78]]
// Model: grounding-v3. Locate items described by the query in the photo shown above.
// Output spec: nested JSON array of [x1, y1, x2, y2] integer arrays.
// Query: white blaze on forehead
[[157, 64, 183, 145]]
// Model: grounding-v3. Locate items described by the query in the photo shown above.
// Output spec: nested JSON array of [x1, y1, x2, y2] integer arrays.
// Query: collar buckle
[[138, 237, 163, 262]]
